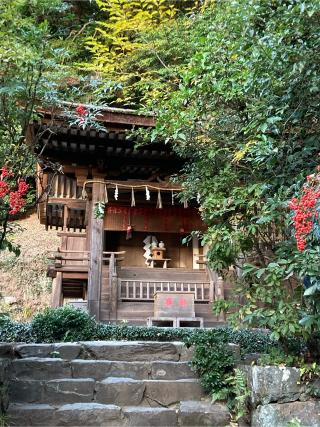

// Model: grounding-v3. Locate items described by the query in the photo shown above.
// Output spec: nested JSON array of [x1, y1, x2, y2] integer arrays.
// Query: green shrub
[[31, 306, 98, 343], [0, 315, 33, 343], [223, 328, 275, 355]]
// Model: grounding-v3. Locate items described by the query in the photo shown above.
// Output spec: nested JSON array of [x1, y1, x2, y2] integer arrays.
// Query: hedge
[[0, 305, 275, 354]]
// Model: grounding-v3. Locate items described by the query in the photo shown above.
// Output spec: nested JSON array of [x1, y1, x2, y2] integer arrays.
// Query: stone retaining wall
[[241, 365, 320, 427]]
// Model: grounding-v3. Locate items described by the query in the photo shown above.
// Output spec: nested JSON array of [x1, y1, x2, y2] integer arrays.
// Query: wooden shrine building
[[31, 106, 225, 327]]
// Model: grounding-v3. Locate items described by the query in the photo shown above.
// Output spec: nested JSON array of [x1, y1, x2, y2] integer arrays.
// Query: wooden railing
[[119, 279, 211, 302], [49, 250, 125, 272], [46, 203, 87, 231]]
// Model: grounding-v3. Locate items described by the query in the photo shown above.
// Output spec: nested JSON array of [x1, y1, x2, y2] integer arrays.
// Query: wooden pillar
[[52, 272, 62, 307], [110, 253, 118, 320], [192, 236, 200, 270], [88, 181, 105, 320], [63, 206, 68, 231]]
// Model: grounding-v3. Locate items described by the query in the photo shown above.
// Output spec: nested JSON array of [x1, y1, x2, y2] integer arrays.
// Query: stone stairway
[[8, 341, 230, 426]]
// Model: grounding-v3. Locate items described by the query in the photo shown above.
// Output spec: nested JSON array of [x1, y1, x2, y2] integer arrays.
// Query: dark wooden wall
[[104, 206, 205, 234]]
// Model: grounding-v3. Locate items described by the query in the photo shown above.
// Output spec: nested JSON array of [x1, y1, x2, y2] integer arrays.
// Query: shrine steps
[[8, 342, 230, 426]]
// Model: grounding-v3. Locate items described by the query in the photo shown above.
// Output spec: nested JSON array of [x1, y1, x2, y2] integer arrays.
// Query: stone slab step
[[9, 377, 203, 406], [72, 360, 195, 381], [11, 358, 72, 381], [95, 378, 204, 407], [8, 403, 121, 426], [143, 379, 204, 407], [179, 400, 230, 426], [11, 358, 195, 382], [80, 341, 181, 361], [76, 360, 149, 380], [122, 406, 177, 426], [12, 341, 188, 362], [9, 378, 95, 404], [8, 402, 229, 426], [14, 343, 82, 360]]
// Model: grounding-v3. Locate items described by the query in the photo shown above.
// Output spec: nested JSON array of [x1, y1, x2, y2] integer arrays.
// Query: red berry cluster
[[0, 167, 29, 216], [18, 180, 28, 194], [9, 191, 26, 215], [0, 181, 9, 198], [75, 104, 87, 116], [0, 166, 10, 179], [8, 179, 29, 215], [289, 172, 320, 251]]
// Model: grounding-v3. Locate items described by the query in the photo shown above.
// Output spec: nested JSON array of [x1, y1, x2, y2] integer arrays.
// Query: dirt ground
[[0, 212, 60, 321]]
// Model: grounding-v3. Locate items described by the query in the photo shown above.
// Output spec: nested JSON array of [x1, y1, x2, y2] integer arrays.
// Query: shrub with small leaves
[[0, 315, 33, 343], [191, 340, 235, 392], [31, 306, 98, 343]]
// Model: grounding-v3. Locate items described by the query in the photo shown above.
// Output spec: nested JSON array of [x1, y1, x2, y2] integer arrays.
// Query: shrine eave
[[37, 103, 155, 127]]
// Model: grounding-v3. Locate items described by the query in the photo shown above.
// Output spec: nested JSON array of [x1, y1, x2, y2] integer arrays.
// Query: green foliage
[[0, 413, 9, 427], [258, 348, 302, 367], [0, 315, 34, 343], [213, 368, 250, 422], [216, 259, 304, 341], [84, 0, 204, 106], [287, 419, 302, 427], [0, 0, 95, 173], [191, 341, 234, 392], [145, 0, 320, 268], [299, 362, 320, 398], [214, 246, 320, 345], [94, 202, 106, 219], [31, 306, 97, 342], [87, 0, 178, 72]]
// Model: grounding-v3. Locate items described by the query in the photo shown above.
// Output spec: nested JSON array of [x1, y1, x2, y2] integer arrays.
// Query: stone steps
[[8, 341, 230, 426]]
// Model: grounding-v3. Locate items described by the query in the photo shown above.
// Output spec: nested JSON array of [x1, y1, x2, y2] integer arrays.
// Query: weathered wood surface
[[154, 292, 195, 318]]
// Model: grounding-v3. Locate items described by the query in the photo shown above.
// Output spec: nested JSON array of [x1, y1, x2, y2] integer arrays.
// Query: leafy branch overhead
[[83, 0, 206, 106]]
